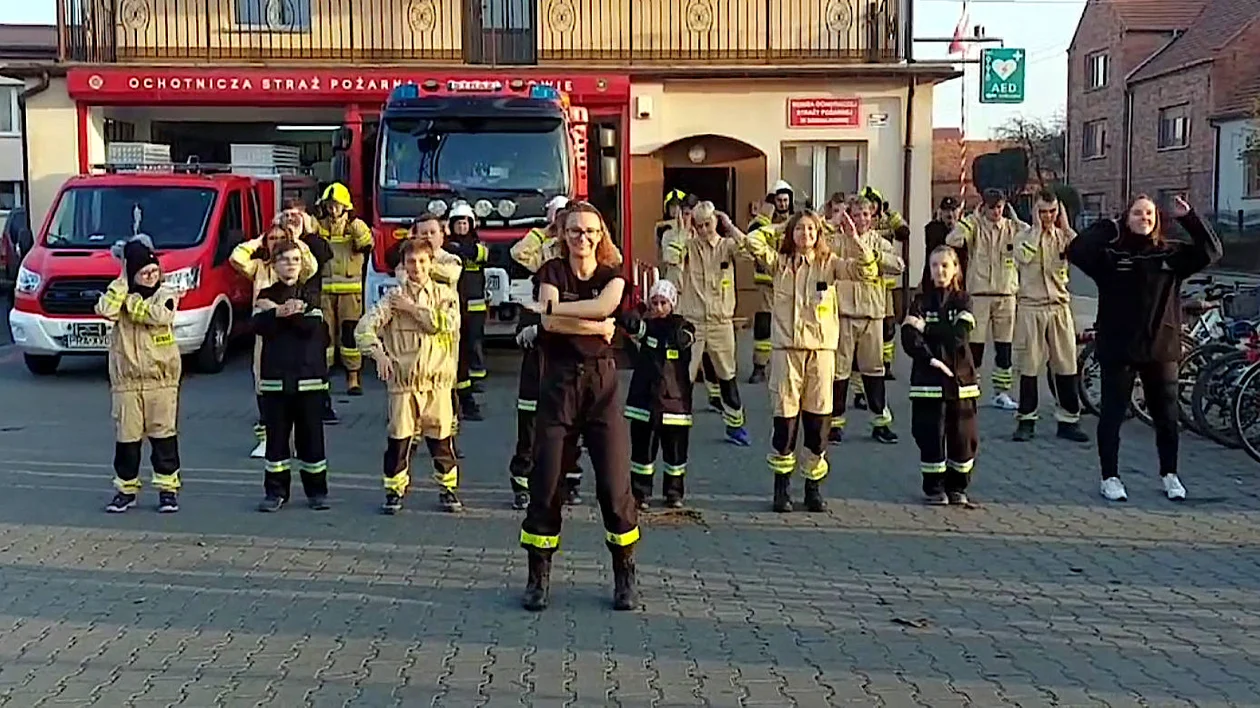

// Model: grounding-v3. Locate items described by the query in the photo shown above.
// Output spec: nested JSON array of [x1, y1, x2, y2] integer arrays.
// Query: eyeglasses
[[565, 227, 603, 237]]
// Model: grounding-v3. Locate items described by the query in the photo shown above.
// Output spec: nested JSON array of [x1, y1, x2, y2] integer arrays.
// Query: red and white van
[[9, 169, 278, 376]]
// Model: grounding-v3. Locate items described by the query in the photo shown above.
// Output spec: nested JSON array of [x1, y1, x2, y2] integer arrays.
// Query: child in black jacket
[[902, 245, 980, 505], [254, 240, 331, 512], [621, 280, 696, 509]]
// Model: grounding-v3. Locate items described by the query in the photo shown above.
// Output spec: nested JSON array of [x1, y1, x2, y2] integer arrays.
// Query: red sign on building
[[787, 97, 861, 128]]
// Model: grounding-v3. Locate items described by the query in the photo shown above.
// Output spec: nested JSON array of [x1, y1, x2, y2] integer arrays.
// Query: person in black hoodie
[[1066, 194, 1221, 503], [277, 198, 338, 424], [923, 196, 964, 282], [620, 279, 696, 510], [254, 240, 331, 512]]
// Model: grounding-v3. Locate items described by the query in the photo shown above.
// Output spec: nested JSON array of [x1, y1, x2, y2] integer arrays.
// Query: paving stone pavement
[[0, 316, 1259, 708]]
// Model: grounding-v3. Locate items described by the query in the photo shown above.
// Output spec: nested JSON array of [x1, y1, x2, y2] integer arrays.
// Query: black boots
[[1013, 419, 1036, 441], [1057, 421, 1090, 442], [773, 474, 793, 513], [747, 365, 767, 384], [522, 550, 552, 612], [611, 546, 639, 611], [803, 479, 827, 512]]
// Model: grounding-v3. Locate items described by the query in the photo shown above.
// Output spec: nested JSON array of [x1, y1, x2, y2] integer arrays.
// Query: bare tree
[[992, 112, 1066, 186]]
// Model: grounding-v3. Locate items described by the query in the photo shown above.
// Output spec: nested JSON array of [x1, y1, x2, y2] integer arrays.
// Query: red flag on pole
[[949, 1, 970, 55]]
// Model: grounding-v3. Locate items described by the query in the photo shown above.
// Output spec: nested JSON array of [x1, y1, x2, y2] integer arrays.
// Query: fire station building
[[16, 0, 957, 286]]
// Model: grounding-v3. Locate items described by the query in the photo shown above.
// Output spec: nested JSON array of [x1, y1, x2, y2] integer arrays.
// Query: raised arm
[[1012, 223, 1040, 265], [511, 229, 550, 273], [417, 287, 462, 336], [945, 216, 975, 249], [94, 276, 129, 322], [125, 288, 179, 327], [875, 236, 905, 276], [229, 237, 264, 279], [1167, 204, 1223, 278], [350, 219, 374, 254], [431, 250, 463, 286], [1064, 217, 1117, 282], [354, 294, 396, 357]]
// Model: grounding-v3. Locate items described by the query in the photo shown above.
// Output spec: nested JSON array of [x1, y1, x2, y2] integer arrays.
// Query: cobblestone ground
[[0, 311, 1259, 707]]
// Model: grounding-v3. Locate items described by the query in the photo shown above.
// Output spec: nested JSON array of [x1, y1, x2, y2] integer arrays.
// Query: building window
[[234, 0, 311, 30], [0, 85, 17, 135], [1157, 105, 1189, 150], [1156, 188, 1187, 211], [1082, 119, 1106, 159], [484, 0, 532, 29], [1247, 153, 1260, 198], [780, 143, 865, 210], [1086, 52, 1109, 89], [1081, 192, 1105, 217], [0, 182, 20, 212]]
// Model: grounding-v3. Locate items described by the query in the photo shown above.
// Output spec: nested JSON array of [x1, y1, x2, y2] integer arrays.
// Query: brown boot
[[522, 549, 552, 612], [346, 370, 363, 396], [611, 545, 639, 611]]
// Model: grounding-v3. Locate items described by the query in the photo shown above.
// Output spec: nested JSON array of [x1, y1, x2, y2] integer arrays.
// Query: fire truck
[[347, 81, 627, 337]]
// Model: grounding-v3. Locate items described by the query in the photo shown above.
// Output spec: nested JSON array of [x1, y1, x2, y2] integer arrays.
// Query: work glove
[[516, 324, 539, 348]]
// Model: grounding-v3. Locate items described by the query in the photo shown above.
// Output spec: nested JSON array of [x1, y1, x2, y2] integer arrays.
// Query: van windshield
[[45, 185, 218, 249]]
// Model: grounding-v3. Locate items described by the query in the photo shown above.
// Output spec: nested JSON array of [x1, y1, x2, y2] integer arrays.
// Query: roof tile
[[1127, 0, 1260, 82]]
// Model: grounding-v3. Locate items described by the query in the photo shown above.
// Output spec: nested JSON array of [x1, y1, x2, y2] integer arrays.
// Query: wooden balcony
[[61, 0, 903, 66]]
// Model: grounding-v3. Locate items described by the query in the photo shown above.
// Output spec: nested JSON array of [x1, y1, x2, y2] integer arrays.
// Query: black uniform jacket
[[1066, 211, 1221, 365], [254, 281, 329, 394], [620, 309, 696, 425], [300, 232, 334, 303], [444, 232, 487, 310], [902, 289, 980, 401]]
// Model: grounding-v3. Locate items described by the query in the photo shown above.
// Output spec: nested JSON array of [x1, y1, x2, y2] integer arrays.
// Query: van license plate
[[68, 323, 108, 349]]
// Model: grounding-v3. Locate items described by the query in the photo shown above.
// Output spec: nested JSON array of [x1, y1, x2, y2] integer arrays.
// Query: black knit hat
[[123, 238, 160, 289]]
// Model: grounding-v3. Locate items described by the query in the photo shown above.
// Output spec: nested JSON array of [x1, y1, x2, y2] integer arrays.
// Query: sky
[[3, 0, 1082, 139]]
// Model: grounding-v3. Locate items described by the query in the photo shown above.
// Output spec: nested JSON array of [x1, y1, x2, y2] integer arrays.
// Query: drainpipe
[[1212, 124, 1221, 215], [900, 0, 915, 302], [1122, 85, 1134, 201], [17, 71, 52, 212]]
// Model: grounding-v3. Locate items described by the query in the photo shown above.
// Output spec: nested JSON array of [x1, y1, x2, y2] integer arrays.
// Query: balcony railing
[[61, 0, 902, 65]]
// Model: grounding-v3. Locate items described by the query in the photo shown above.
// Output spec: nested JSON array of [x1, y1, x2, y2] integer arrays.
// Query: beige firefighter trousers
[[970, 294, 1016, 344], [769, 349, 836, 418], [322, 292, 365, 372], [836, 317, 885, 379], [387, 389, 455, 440], [687, 320, 738, 382], [1014, 302, 1077, 377], [112, 387, 179, 443]]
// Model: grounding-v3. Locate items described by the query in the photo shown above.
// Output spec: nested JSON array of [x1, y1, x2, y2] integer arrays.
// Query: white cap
[[448, 202, 475, 221], [649, 279, 678, 308], [772, 180, 794, 194], [546, 195, 570, 211]]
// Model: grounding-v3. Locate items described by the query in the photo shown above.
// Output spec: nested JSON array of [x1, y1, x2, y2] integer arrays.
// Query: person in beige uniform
[[97, 236, 184, 514], [230, 225, 319, 458], [1011, 191, 1090, 443], [829, 196, 903, 445], [946, 188, 1024, 410], [316, 182, 375, 396], [357, 238, 464, 514], [729, 210, 869, 512], [661, 200, 751, 446]]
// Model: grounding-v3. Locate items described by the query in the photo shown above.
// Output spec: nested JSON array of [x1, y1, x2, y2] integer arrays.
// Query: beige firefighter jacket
[[946, 214, 1023, 296], [741, 233, 866, 351], [355, 275, 461, 393], [319, 215, 374, 294], [511, 227, 563, 273], [829, 229, 903, 319], [229, 237, 319, 302], [665, 230, 743, 324], [659, 222, 696, 285], [1013, 223, 1076, 307], [95, 277, 182, 392]]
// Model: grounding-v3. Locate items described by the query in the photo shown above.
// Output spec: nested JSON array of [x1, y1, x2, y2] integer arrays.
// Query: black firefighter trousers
[[510, 344, 583, 494], [521, 356, 638, 554], [910, 398, 978, 495], [261, 391, 329, 501]]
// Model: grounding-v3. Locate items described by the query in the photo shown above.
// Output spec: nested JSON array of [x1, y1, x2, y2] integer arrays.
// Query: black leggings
[[1097, 361, 1179, 478]]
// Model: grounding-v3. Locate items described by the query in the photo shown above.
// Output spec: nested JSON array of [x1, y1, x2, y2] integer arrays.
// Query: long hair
[[778, 210, 831, 260], [1118, 194, 1165, 247], [921, 244, 964, 293], [259, 224, 292, 263], [558, 201, 621, 268]]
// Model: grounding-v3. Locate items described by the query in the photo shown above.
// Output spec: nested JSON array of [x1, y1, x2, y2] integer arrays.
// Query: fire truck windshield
[[45, 186, 218, 249], [378, 116, 569, 201]]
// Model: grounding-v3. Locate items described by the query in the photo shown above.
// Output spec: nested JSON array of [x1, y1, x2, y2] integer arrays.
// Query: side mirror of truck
[[330, 153, 351, 185], [332, 127, 352, 152], [600, 156, 618, 187]]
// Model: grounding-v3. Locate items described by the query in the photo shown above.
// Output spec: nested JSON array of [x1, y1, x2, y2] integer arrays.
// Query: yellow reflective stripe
[[920, 461, 947, 474], [754, 341, 773, 352], [521, 530, 560, 549], [605, 527, 640, 547], [767, 453, 796, 474], [264, 459, 290, 473], [512, 475, 530, 490], [475, 244, 489, 262], [113, 476, 142, 493], [753, 273, 773, 284], [152, 332, 175, 347], [882, 277, 898, 288], [721, 407, 745, 428], [958, 384, 981, 399], [1016, 410, 1039, 421], [947, 458, 975, 474], [298, 379, 329, 391], [644, 336, 659, 349], [625, 406, 652, 422], [465, 263, 482, 272], [908, 386, 942, 398], [130, 299, 151, 319], [103, 290, 126, 306], [630, 462, 654, 476], [924, 312, 940, 322], [341, 349, 362, 361], [432, 466, 458, 488], [1019, 241, 1038, 257], [801, 455, 829, 481], [470, 369, 487, 379], [457, 380, 472, 390], [871, 407, 893, 427], [467, 300, 488, 312], [258, 380, 284, 392], [705, 383, 721, 398], [1055, 408, 1081, 424], [301, 460, 328, 474], [831, 416, 847, 428], [663, 464, 686, 477], [955, 311, 976, 328], [517, 399, 537, 412], [383, 471, 410, 494], [661, 413, 693, 426], [322, 281, 363, 294], [151, 471, 181, 491]]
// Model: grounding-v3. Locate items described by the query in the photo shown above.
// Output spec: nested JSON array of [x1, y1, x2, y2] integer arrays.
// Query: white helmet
[[448, 202, 475, 221], [772, 180, 794, 195], [546, 195, 570, 212]]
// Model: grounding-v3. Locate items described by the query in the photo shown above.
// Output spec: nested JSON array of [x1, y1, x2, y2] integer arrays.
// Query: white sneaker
[[250, 440, 266, 459], [1100, 477, 1128, 501], [1162, 474, 1187, 501], [992, 393, 1018, 410]]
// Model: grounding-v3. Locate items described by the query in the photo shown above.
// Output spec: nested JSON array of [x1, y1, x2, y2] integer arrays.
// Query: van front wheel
[[24, 354, 61, 376], [194, 307, 230, 374]]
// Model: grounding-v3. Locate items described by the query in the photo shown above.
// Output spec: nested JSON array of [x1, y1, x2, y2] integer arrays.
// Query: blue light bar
[[530, 85, 560, 101], [389, 83, 420, 102]]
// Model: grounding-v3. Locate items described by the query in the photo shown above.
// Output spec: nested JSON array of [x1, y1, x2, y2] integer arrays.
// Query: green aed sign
[[980, 48, 1025, 104]]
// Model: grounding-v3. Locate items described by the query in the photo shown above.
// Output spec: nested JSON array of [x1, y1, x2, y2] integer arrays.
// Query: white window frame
[[779, 142, 867, 209], [0, 85, 19, 137], [1157, 104, 1190, 150], [233, 0, 312, 31], [1086, 52, 1109, 90], [0, 181, 21, 213], [1246, 152, 1260, 199], [1082, 119, 1106, 159]]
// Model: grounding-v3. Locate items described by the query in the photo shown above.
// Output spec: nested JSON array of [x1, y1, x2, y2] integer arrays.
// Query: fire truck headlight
[[427, 199, 448, 217], [474, 200, 495, 219], [496, 199, 518, 218]]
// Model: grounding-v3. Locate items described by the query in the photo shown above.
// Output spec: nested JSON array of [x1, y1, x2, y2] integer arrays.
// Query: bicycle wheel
[[1179, 342, 1236, 433], [1232, 362, 1260, 463], [1190, 352, 1249, 447], [1078, 342, 1102, 416]]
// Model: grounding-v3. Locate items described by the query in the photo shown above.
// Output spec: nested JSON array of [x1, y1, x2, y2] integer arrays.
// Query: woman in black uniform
[[519, 202, 639, 613]]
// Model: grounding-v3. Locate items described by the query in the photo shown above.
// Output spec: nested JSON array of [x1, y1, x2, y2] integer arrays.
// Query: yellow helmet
[[320, 182, 354, 210], [663, 189, 687, 209]]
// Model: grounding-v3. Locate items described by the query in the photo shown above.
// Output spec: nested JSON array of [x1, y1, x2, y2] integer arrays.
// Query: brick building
[[1067, 0, 1260, 218], [931, 127, 1048, 211]]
